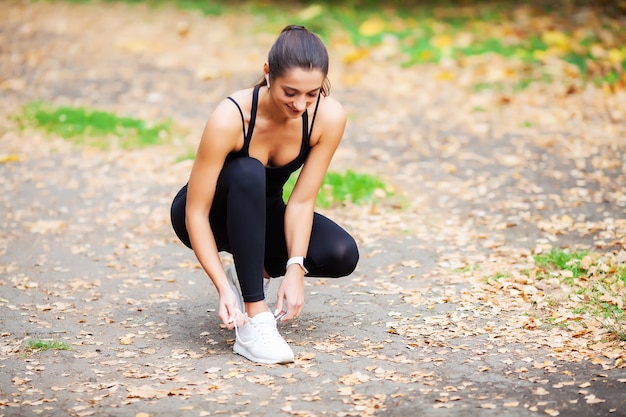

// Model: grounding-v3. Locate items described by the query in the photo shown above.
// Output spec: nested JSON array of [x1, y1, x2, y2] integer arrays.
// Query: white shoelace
[[231, 311, 246, 340], [234, 314, 282, 345]]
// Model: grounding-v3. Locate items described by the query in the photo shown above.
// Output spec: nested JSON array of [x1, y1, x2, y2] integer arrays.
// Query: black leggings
[[170, 157, 359, 303]]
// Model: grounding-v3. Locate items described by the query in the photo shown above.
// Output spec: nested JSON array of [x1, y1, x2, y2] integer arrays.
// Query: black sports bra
[[226, 85, 321, 198]]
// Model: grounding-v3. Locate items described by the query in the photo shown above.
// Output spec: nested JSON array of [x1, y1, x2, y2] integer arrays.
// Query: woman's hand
[[274, 267, 305, 321], [218, 289, 247, 329]]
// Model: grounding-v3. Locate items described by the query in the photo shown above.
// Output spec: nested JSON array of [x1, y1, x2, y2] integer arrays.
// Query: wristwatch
[[286, 256, 309, 274]]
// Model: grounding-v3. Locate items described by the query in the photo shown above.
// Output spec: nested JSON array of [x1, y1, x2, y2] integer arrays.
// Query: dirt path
[[1, 2, 625, 416]]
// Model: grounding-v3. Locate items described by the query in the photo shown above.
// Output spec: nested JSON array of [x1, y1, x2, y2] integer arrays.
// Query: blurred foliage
[[16, 102, 172, 149], [283, 169, 393, 208], [52, 0, 626, 91]]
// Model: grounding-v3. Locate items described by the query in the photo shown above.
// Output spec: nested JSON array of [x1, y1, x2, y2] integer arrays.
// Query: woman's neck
[[259, 87, 291, 125]]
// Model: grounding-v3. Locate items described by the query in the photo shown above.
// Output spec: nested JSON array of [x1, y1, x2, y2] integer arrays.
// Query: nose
[[293, 97, 306, 111]]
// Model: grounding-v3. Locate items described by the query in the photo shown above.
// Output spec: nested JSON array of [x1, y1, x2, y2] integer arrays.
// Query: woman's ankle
[[245, 301, 269, 318]]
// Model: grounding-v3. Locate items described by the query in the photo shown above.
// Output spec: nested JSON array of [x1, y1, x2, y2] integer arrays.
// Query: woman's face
[[269, 67, 325, 119]]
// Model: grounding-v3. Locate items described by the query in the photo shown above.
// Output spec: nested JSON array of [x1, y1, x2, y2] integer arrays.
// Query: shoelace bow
[[234, 315, 280, 344]]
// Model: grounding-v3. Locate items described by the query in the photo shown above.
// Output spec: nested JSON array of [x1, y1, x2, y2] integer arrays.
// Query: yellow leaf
[[533, 50, 549, 61], [298, 4, 324, 21], [343, 48, 370, 64], [359, 18, 385, 37], [542, 30, 570, 51], [432, 35, 453, 49], [608, 48, 624, 64], [436, 70, 456, 81], [0, 154, 23, 163]]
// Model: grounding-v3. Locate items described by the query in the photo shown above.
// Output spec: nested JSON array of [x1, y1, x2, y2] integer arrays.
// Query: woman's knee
[[334, 235, 359, 276], [313, 234, 359, 278], [221, 157, 265, 195]]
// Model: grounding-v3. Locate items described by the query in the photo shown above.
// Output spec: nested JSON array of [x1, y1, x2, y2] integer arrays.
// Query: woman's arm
[[186, 99, 244, 328], [274, 96, 347, 320]]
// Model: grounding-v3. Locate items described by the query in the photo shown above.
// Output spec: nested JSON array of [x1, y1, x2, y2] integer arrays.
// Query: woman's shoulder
[[307, 95, 346, 146], [315, 94, 346, 126], [225, 87, 255, 106], [208, 88, 255, 122], [319, 94, 343, 111]]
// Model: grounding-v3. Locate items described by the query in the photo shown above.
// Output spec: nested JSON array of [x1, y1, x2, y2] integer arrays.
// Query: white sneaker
[[233, 311, 295, 364], [226, 266, 244, 314]]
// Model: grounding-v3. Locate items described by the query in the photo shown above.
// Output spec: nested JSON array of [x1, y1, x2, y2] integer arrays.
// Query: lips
[[287, 105, 302, 115]]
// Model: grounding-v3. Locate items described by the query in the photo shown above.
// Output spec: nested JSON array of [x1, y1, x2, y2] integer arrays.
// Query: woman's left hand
[[274, 268, 305, 321]]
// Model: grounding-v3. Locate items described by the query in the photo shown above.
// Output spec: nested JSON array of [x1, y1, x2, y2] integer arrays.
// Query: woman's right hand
[[218, 289, 247, 330]]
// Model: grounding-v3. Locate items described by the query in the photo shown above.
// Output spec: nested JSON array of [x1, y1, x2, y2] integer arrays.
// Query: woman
[[170, 25, 359, 365]]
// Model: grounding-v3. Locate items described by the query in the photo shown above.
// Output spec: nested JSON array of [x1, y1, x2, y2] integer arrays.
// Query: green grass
[[484, 271, 509, 285], [283, 169, 391, 208], [541, 316, 570, 330], [175, 149, 197, 163], [16, 102, 171, 149], [532, 248, 626, 341], [25, 339, 71, 353], [534, 247, 588, 284]]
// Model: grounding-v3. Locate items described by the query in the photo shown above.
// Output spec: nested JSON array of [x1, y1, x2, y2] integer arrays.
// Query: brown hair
[[255, 25, 331, 96]]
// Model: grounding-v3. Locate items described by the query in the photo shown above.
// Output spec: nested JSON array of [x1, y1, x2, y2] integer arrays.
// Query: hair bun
[[282, 25, 306, 32]]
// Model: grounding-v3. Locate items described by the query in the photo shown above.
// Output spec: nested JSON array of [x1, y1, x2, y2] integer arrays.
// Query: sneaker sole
[[233, 342, 294, 365]]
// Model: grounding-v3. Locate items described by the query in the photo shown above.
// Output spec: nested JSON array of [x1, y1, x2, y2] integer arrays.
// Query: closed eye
[[283, 88, 321, 98]]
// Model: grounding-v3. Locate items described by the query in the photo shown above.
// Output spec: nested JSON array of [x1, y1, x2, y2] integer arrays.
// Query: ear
[[263, 62, 270, 76]]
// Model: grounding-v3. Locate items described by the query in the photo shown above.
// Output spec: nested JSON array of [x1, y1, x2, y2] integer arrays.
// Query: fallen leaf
[[585, 394, 606, 404], [120, 336, 134, 345]]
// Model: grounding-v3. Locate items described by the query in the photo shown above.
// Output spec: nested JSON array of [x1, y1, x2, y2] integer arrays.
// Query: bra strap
[[248, 86, 260, 141], [308, 93, 322, 137], [226, 96, 245, 139]]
